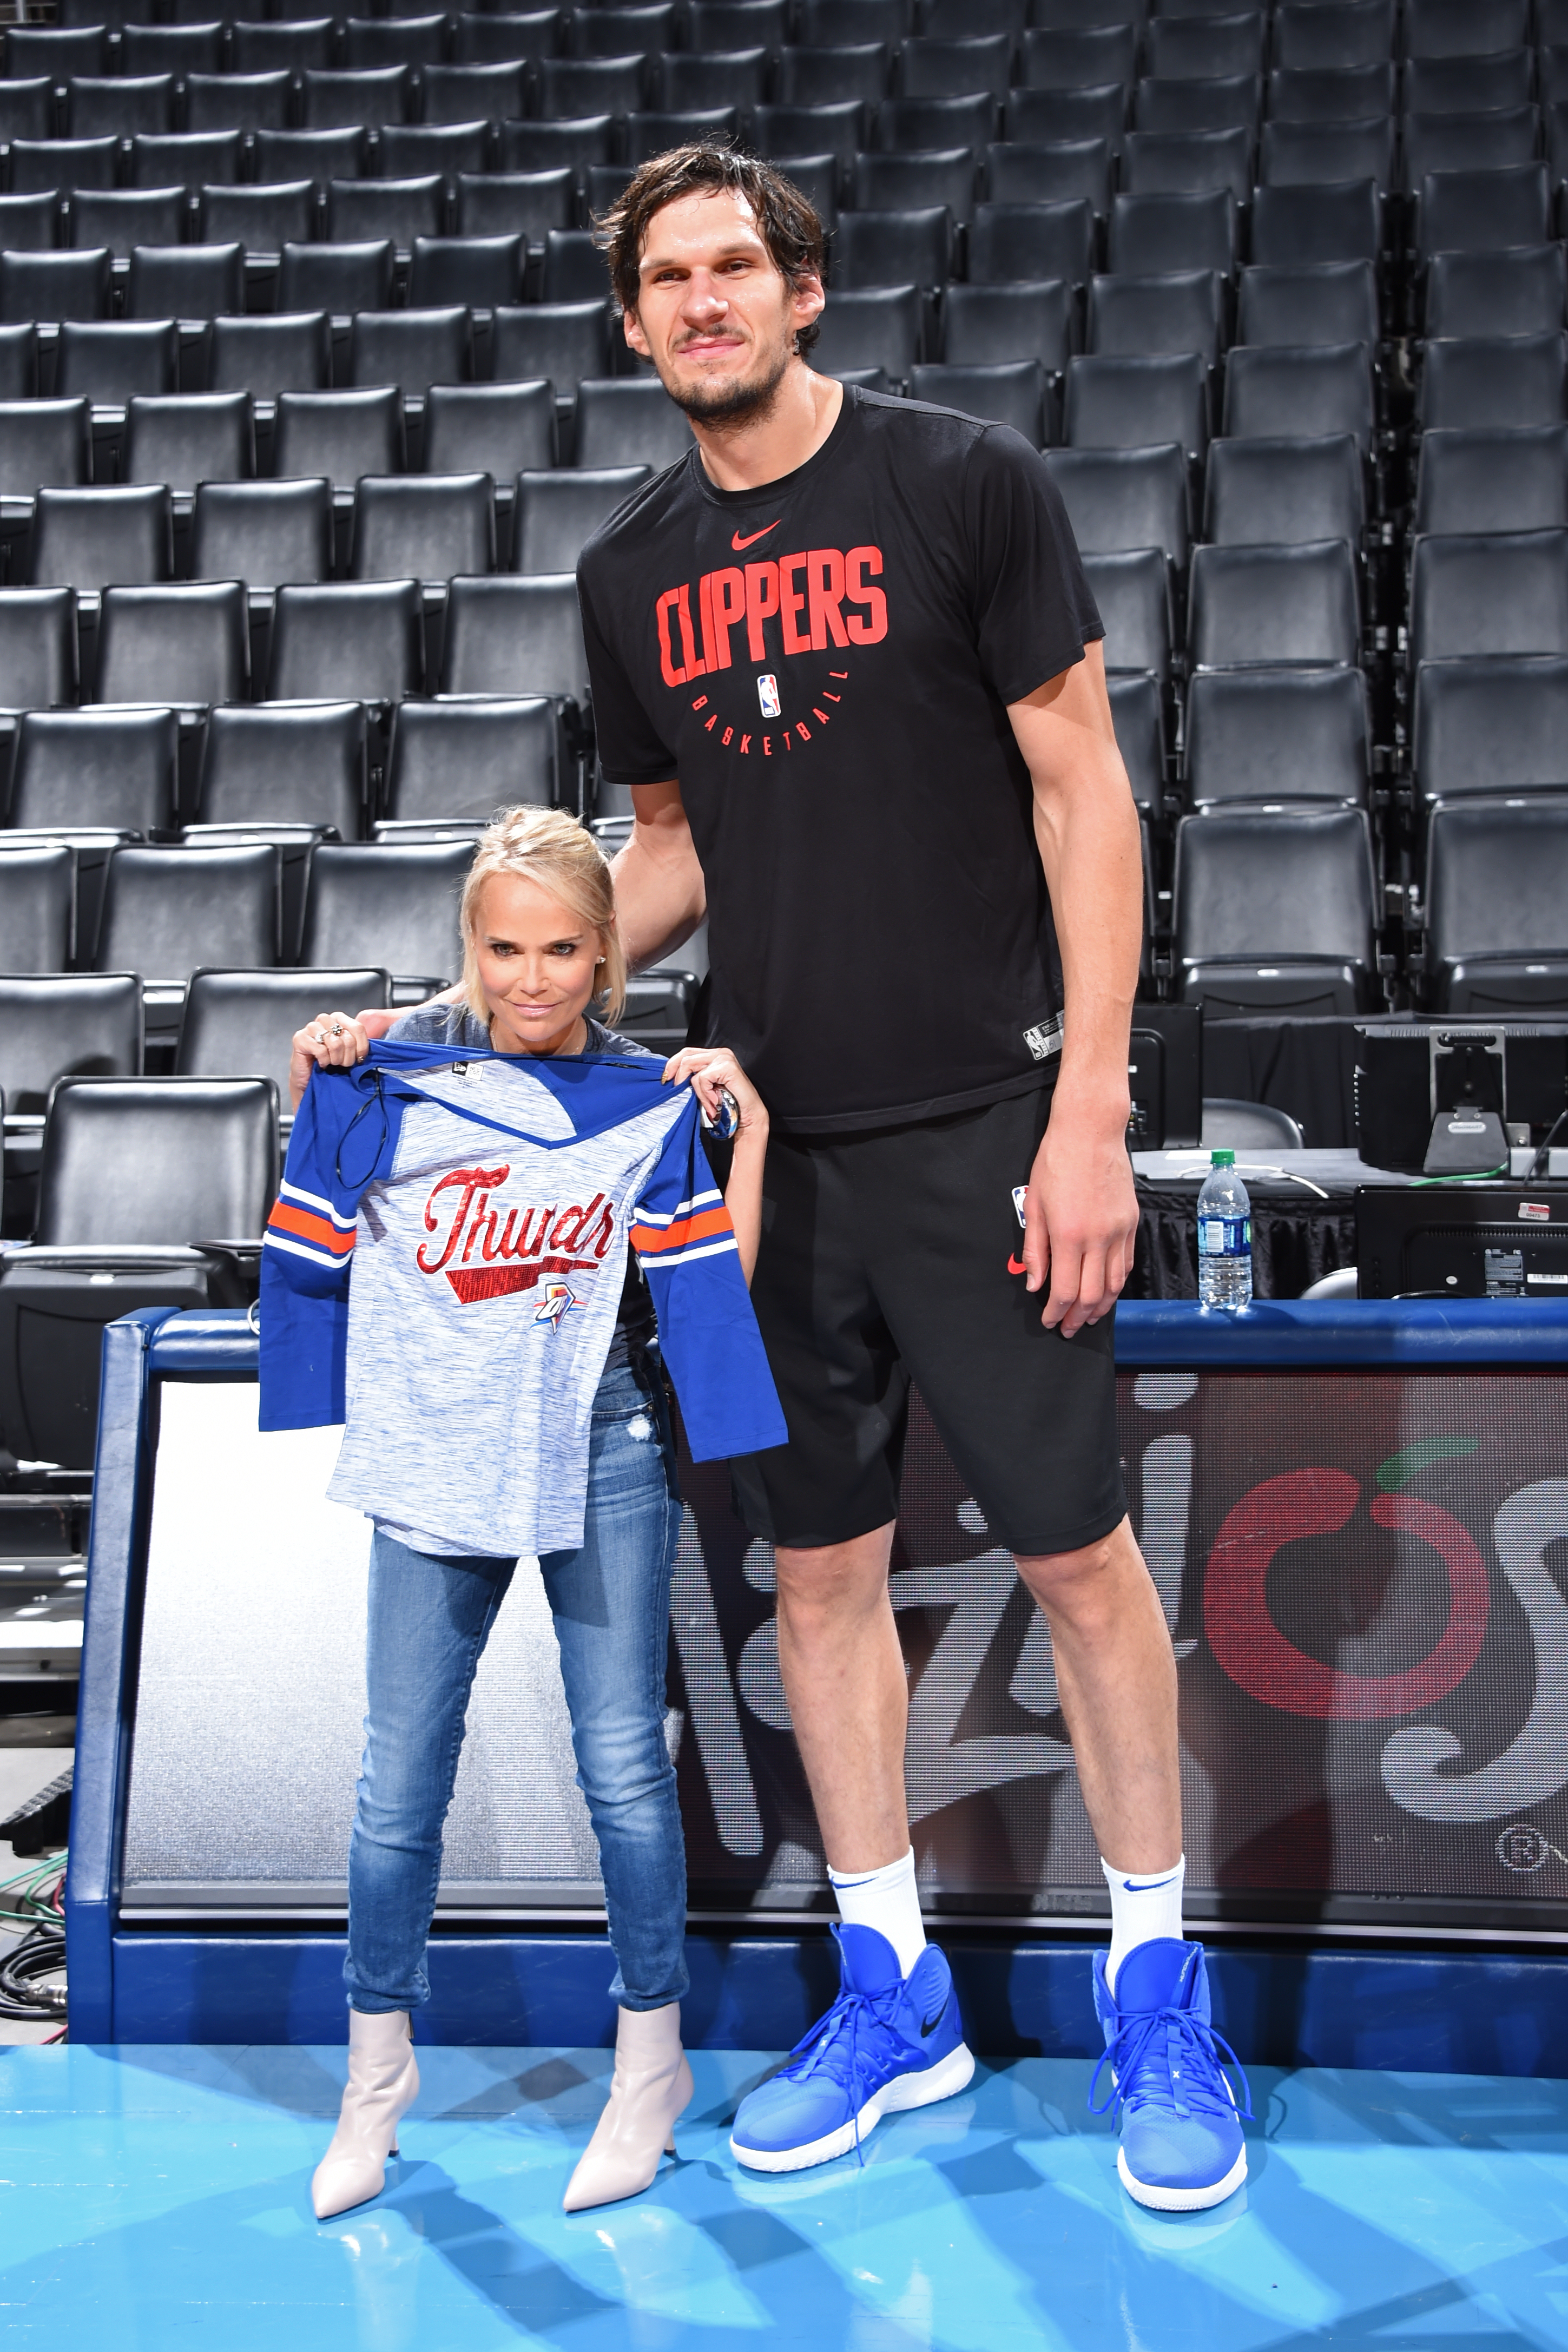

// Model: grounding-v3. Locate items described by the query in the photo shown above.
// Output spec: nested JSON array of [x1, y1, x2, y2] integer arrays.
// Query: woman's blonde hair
[[459, 806, 626, 1027]]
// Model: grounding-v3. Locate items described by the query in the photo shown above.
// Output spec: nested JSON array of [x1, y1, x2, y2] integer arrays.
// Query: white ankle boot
[[312, 2008, 420, 2221], [562, 2002, 693, 2212]]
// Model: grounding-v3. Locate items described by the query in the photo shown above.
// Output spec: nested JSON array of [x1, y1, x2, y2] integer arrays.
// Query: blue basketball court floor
[[3, 2043, 1566, 2348]]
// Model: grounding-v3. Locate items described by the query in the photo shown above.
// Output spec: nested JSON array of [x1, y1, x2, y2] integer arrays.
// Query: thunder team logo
[[414, 1165, 615, 1308]]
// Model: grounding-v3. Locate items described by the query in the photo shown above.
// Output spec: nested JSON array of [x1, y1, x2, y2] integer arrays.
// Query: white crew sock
[[1101, 1855, 1186, 1995], [827, 1847, 927, 1979]]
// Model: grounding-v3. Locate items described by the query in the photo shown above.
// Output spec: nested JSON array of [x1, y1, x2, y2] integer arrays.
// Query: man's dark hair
[[593, 145, 826, 357]]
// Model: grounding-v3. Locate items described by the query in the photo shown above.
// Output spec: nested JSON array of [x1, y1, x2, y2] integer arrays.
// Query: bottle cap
[[1211, 1148, 1235, 1168]]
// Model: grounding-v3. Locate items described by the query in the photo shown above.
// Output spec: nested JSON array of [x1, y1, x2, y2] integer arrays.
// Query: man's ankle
[[827, 1846, 927, 1977]]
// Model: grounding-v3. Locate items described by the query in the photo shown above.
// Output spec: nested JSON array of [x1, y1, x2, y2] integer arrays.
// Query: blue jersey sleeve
[[257, 1068, 366, 1432], [629, 1099, 787, 1463]]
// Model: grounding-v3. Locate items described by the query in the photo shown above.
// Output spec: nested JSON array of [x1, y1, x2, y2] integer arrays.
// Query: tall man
[[573, 146, 1248, 2213]]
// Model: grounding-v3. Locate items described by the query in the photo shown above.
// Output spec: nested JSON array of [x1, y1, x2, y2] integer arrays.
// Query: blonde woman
[[280, 809, 771, 2222]]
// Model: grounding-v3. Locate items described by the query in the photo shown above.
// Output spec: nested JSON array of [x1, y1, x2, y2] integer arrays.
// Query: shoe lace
[[1089, 1991, 1253, 2129], [778, 1931, 927, 2167]]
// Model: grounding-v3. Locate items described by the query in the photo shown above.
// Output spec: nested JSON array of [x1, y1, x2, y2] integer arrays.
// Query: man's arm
[[608, 776, 708, 972], [1008, 639, 1143, 1338]]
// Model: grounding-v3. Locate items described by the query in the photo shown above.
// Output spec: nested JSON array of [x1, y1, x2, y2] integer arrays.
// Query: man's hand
[[1022, 1081, 1139, 1336]]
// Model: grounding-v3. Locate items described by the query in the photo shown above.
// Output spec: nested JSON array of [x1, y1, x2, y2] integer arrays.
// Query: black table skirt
[[1129, 1181, 1358, 1300]]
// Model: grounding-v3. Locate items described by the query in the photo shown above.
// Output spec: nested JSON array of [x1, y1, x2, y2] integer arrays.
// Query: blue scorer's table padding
[[66, 1306, 1568, 2047]]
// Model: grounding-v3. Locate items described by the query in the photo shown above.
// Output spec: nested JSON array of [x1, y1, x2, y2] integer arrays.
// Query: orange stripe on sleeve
[[268, 1200, 356, 1255], [629, 1203, 733, 1257]]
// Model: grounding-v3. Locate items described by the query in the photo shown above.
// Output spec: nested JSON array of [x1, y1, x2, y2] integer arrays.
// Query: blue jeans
[[344, 1353, 688, 2015]]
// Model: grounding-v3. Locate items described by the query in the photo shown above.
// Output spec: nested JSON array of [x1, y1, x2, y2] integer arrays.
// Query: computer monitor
[[1129, 1003, 1201, 1148], [1356, 1183, 1568, 1297], [1354, 1020, 1568, 1172]]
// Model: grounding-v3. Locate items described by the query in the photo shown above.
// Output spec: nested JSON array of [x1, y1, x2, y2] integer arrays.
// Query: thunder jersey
[[258, 1038, 787, 1557], [577, 385, 1105, 1135]]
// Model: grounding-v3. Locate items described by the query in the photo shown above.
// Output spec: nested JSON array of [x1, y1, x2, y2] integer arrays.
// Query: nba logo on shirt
[[756, 673, 781, 719]]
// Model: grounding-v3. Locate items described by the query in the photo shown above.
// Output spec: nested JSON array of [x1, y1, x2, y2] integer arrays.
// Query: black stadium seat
[[512, 466, 649, 574], [66, 75, 176, 141], [1081, 548, 1174, 680], [1107, 190, 1237, 277], [876, 95, 998, 155], [1017, 26, 1139, 91], [1268, 62, 1396, 117], [1259, 121, 1396, 196], [574, 379, 694, 471], [1143, 12, 1267, 83], [425, 384, 559, 504], [572, 5, 673, 60], [351, 475, 496, 586], [186, 70, 293, 134], [968, 201, 1095, 288], [536, 56, 650, 121], [1414, 427, 1568, 538], [267, 581, 425, 704], [0, 193, 60, 256], [1204, 434, 1365, 549], [751, 101, 869, 166], [192, 702, 367, 839], [0, 845, 75, 974], [0, 975, 143, 1115], [941, 282, 1075, 371], [94, 582, 250, 709], [0, 401, 91, 502], [344, 13, 447, 70], [123, 394, 255, 499], [129, 245, 244, 326], [900, 34, 1013, 100], [1403, 110, 1541, 195], [491, 303, 612, 400], [29, 487, 172, 598], [1273, 2, 1396, 75], [349, 308, 473, 400], [0, 324, 39, 401], [1045, 445, 1190, 568], [1121, 129, 1253, 203], [96, 842, 280, 985], [422, 62, 530, 124], [1088, 271, 1224, 363], [327, 177, 446, 261], [498, 117, 620, 179], [8, 704, 177, 839], [208, 314, 333, 407], [0, 590, 77, 718], [1408, 530, 1568, 666], [1064, 353, 1209, 460], [984, 139, 1114, 215], [176, 968, 393, 1091], [409, 238, 527, 315], [1417, 335, 1568, 433], [908, 361, 1049, 449], [1132, 75, 1262, 138], [852, 151, 979, 227], [1402, 0, 1530, 59], [1184, 666, 1369, 807], [777, 44, 890, 113], [542, 230, 613, 304], [232, 20, 335, 75], [133, 131, 242, 190], [69, 190, 187, 265], [1425, 249, 1568, 344], [279, 242, 397, 321], [811, 288, 921, 382], [379, 697, 562, 833], [657, 48, 770, 111], [301, 67, 414, 133], [1414, 657, 1568, 805], [257, 128, 370, 185], [453, 10, 562, 66], [1250, 180, 1382, 268], [1237, 261, 1380, 352], [455, 173, 576, 248], [272, 387, 405, 493], [440, 574, 589, 700], [834, 209, 952, 293], [201, 185, 319, 267], [1004, 87, 1129, 151], [1187, 540, 1361, 670], [1222, 342, 1375, 452], [1172, 803, 1379, 1015], [0, 1073, 280, 1468], [1108, 671, 1166, 818], [1424, 797, 1568, 1013], [9, 140, 120, 198], [0, 249, 111, 327], [299, 838, 473, 994], [1417, 166, 1550, 263]]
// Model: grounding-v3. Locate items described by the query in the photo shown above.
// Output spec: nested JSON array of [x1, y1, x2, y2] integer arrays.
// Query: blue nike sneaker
[[730, 1925, 974, 2173], [1090, 1939, 1251, 2212]]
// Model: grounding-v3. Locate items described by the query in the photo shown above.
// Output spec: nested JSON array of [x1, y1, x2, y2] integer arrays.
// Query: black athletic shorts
[[730, 1082, 1128, 1557]]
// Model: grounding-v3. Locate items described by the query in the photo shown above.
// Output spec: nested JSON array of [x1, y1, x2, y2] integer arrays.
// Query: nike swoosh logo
[[1007, 1254, 1027, 1276], [1122, 1874, 1180, 1893], [920, 2000, 947, 2037], [732, 521, 780, 551]]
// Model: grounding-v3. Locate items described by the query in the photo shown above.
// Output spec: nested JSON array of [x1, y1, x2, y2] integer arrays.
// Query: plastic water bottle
[[1197, 1149, 1253, 1309]]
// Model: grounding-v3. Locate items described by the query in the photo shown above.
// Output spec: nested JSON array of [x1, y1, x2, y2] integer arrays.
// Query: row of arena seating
[[0, 790, 1562, 1033]]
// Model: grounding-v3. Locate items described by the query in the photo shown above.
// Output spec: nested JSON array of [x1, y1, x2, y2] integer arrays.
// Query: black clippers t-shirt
[[577, 386, 1104, 1135]]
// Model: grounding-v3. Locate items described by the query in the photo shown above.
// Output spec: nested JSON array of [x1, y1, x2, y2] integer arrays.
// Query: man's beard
[[663, 338, 791, 427]]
